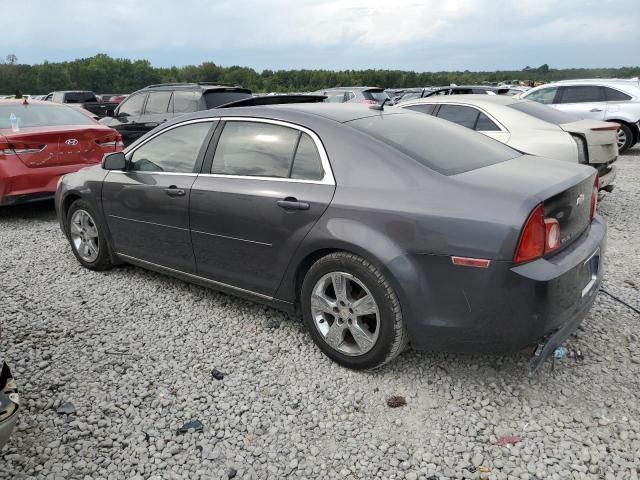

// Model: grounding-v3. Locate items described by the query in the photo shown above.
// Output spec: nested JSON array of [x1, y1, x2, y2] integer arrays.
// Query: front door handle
[[590, 108, 603, 112], [164, 186, 186, 197], [277, 197, 310, 210]]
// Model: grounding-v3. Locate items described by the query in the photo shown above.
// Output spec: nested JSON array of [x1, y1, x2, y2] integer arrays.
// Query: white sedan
[[396, 95, 618, 192]]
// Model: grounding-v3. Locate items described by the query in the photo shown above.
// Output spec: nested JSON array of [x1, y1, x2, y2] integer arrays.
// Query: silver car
[[521, 79, 640, 153], [397, 95, 618, 193]]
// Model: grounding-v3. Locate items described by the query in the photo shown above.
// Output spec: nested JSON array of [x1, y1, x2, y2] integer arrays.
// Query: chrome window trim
[[399, 101, 509, 133], [207, 116, 335, 186]]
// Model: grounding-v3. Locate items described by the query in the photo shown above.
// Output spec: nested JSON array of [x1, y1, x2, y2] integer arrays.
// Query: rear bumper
[[0, 156, 85, 206], [594, 162, 616, 192], [401, 215, 606, 354], [0, 362, 19, 449]]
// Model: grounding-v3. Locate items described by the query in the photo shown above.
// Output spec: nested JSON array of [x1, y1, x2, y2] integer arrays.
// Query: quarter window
[[524, 87, 558, 105], [118, 93, 146, 117], [604, 87, 632, 101], [129, 122, 213, 173], [291, 133, 324, 180], [172, 91, 200, 113], [144, 91, 171, 114], [404, 104, 436, 115], [475, 112, 500, 131], [558, 86, 604, 104]]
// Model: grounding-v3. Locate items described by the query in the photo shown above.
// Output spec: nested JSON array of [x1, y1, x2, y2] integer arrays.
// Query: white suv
[[521, 79, 640, 153]]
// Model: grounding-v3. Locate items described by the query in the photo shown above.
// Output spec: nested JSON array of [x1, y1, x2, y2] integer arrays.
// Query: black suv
[[100, 83, 253, 146]]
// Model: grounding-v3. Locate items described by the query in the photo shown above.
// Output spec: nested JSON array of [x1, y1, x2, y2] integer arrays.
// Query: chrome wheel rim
[[310, 272, 380, 356], [70, 209, 100, 263], [617, 128, 627, 150]]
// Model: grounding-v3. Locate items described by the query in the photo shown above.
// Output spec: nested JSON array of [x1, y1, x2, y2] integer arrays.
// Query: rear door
[[190, 118, 336, 297], [138, 90, 172, 130], [102, 120, 216, 273], [554, 86, 606, 120]]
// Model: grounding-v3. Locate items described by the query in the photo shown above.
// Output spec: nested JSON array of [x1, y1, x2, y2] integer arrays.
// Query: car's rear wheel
[[300, 252, 407, 369], [67, 199, 113, 271], [614, 122, 633, 153]]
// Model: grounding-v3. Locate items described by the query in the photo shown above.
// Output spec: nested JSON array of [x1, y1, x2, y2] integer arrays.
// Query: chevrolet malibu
[[55, 104, 605, 370]]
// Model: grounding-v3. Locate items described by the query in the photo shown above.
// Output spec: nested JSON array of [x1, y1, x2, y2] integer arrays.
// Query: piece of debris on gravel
[[211, 368, 225, 381], [1, 147, 639, 479], [386, 395, 407, 408], [177, 419, 205, 434], [55, 402, 76, 415]]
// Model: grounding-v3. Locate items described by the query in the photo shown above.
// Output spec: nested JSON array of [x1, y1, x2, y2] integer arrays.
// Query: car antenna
[[369, 98, 390, 111]]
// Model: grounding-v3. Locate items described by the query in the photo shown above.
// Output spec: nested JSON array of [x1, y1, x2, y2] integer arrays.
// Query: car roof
[[313, 86, 383, 92], [401, 94, 519, 107], [142, 82, 249, 92]]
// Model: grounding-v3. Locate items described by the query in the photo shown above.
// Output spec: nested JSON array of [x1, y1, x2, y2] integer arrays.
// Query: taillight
[[0, 142, 45, 155], [590, 176, 598, 220], [570, 134, 588, 164], [513, 204, 545, 264], [96, 133, 123, 150], [513, 203, 564, 264], [0, 141, 10, 156]]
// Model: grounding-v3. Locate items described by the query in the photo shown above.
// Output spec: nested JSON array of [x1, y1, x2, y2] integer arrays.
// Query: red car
[[0, 99, 123, 206]]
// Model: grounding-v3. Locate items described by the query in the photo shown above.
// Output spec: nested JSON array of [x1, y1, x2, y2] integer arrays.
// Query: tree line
[[1, 54, 639, 95]]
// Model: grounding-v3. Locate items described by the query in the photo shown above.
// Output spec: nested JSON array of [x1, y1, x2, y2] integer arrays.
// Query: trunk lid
[[57, 126, 117, 167], [454, 155, 596, 254], [559, 119, 618, 164]]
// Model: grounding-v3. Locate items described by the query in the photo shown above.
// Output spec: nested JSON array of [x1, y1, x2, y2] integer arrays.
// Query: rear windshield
[[64, 92, 97, 103], [362, 90, 390, 102], [0, 104, 95, 129], [508, 101, 579, 125], [347, 112, 520, 176], [204, 90, 253, 108]]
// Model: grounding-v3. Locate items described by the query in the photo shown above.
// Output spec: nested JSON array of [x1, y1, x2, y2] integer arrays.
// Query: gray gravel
[[1, 147, 639, 480]]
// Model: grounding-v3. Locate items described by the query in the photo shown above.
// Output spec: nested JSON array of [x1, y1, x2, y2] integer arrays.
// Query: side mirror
[[102, 152, 127, 170]]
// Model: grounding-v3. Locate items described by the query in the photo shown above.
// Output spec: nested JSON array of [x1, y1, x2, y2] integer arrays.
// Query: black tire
[[66, 199, 114, 271], [300, 252, 408, 369], [613, 122, 633, 154]]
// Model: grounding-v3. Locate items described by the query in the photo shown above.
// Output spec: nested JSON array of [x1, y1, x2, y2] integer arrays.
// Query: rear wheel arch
[[606, 120, 635, 152]]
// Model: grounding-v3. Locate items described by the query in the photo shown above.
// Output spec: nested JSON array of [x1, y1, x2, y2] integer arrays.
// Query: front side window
[[212, 121, 299, 178], [129, 122, 213, 173], [144, 91, 171, 114], [436, 105, 480, 129], [558, 86, 604, 104], [524, 87, 558, 105], [118, 93, 146, 117]]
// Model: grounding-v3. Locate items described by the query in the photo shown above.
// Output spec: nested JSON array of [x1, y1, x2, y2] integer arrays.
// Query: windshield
[[0, 104, 96, 129], [508, 101, 579, 125], [362, 90, 390, 102], [347, 112, 520, 176]]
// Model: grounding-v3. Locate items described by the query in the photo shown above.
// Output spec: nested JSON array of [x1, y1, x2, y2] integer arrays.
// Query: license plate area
[[581, 248, 600, 298]]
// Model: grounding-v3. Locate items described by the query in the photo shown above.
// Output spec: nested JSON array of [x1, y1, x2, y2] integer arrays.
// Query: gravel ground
[[1, 147, 639, 480]]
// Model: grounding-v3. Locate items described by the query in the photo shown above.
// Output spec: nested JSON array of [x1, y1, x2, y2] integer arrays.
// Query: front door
[[102, 120, 216, 272], [190, 119, 335, 297]]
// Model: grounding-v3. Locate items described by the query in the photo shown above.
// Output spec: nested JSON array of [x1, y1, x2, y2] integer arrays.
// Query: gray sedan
[[55, 104, 606, 370]]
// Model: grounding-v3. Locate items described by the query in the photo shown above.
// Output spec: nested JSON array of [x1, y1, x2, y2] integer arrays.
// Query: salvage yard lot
[[1, 149, 639, 480]]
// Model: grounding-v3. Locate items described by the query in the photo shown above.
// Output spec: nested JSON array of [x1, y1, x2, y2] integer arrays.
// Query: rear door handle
[[277, 197, 310, 210], [164, 186, 186, 197], [590, 108, 603, 112]]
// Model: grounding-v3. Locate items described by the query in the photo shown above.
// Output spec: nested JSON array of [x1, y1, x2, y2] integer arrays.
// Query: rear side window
[[212, 121, 299, 177], [403, 104, 436, 115], [291, 133, 324, 180], [347, 113, 519, 176], [204, 90, 253, 108], [558, 86, 605, 104], [437, 105, 479, 129], [118, 93, 146, 117], [129, 122, 213, 173], [172, 91, 200, 113], [0, 104, 95, 128], [508, 101, 579, 124], [604, 87, 632, 101], [524, 87, 558, 105], [144, 91, 171, 114], [362, 90, 389, 102]]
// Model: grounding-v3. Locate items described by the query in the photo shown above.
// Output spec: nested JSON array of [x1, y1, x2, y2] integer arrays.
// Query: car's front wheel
[[300, 252, 407, 369], [67, 199, 113, 271]]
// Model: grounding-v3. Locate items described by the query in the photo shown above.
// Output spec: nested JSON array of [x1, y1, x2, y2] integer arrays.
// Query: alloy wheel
[[310, 272, 380, 356], [70, 209, 100, 263], [617, 128, 627, 150]]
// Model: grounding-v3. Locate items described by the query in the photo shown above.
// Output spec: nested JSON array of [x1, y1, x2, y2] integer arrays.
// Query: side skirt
[[116, 253, 296, 314]]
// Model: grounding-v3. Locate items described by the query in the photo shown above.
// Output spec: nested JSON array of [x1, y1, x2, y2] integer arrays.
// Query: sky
[[3, 0, 639, 71]]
